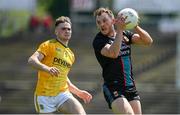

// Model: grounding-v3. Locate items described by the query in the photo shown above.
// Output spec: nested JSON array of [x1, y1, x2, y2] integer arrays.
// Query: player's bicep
[[131, 34, 143, 45], [32, 51, 45, 61]]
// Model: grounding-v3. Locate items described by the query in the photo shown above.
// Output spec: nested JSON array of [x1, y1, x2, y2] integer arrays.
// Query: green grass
[[0, 10, 30, 37]]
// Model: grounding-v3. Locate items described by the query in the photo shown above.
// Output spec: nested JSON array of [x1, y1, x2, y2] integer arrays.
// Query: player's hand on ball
[[115, 14, 129, 30], [118, 8, 139, 30]]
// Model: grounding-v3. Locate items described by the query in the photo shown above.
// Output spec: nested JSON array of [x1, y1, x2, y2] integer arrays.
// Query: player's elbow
[[101, 51, 119, 59], [111, 53, 119, 58], [28, 57, 34, 65], [108, 51, 119, 59], [101, 49, 119, 58], [146, 38, 153, 46], [150, 38, 153, 44]]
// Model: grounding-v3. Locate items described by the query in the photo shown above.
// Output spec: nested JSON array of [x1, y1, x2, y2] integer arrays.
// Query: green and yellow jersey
[[35, 39, 75, 96]]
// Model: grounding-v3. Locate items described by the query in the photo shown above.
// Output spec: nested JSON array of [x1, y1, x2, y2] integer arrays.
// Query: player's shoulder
[[48, 39, 57, 43], [38, 39, 56, 48], [93, 32, 105, 43], [41, 38, 56, 44]]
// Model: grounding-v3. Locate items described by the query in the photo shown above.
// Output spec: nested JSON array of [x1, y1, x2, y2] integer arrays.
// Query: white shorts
[[34, 91, 73, 113]]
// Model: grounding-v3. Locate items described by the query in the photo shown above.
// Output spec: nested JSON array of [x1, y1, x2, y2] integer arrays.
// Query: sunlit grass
[[0, 10, 30, 37]]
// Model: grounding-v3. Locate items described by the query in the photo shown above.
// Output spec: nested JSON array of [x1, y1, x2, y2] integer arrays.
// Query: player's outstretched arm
[[67, 78, 92, 104]]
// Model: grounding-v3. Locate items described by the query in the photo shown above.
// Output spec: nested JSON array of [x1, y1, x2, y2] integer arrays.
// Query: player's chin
[[65, 35, 71, 38], [101, 30, 108, 36], [64, 36, 71, 40]]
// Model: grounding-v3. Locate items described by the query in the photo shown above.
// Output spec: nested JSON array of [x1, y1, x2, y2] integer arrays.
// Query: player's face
[[55, 22, 72, 41], [96, 12, 114, 36]]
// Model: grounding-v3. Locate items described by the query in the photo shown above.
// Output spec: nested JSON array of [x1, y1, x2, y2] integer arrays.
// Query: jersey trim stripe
[[121, 56, 133, 86], [34, 94, 40, 113], [119, 57, 126, 91]]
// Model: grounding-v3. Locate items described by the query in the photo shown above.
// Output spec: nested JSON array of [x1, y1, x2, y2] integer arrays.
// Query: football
[[118, 8, 139, 30]]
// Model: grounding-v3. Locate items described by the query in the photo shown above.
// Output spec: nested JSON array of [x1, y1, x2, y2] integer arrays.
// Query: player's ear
[[112, 18, 116, 24], [55, 28, 58, 35]]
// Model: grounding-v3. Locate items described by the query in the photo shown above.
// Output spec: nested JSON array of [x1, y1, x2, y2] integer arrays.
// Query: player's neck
[[108, 28, 116, 38], [56, 38, 68, 47]]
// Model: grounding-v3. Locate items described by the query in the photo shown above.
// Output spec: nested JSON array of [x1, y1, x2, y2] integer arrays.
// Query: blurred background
[[0, 0, 179, 114]]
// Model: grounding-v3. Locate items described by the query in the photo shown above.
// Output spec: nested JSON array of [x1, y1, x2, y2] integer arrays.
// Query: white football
[[118, 8, 139, 30]]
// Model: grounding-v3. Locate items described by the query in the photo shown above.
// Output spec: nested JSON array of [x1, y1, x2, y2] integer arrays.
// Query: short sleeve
[[123, 30, 134, 44], [93, 36, 106, 53], [37, 41, 49, 56]]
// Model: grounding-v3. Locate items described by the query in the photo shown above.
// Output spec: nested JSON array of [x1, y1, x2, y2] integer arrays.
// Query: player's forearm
[[109, 30, 123, 57], [28, 57, 49, 72], [135, 26, 153, 45], [67, 79, 82, 96]]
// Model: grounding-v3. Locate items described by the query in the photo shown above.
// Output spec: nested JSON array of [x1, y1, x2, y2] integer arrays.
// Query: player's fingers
[[51, 67, 60, 74], [86, 98, 90, 104], [85, 94, 92, 103], [53, 69, 60, 76], [50, 68, 59, 77], [125, 21, 131, 25], [84, 99, 88, 104], [88, 95, 92, 102]]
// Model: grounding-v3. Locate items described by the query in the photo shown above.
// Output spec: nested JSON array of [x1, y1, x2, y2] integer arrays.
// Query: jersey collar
[[55, 38, 68, 48]]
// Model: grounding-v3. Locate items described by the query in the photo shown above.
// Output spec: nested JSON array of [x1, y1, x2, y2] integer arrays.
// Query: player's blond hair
[[55, 16, 72, 27], [93, 7, 114, 19]]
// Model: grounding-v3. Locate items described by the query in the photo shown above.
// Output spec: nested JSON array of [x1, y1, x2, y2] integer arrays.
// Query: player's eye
[[61, 27, 71, 31]]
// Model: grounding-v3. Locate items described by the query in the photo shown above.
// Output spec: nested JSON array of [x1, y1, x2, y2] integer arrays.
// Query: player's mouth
[[64, 34, 70, 37], [101, 27, 106, 31], [101, 27, 108, 33]]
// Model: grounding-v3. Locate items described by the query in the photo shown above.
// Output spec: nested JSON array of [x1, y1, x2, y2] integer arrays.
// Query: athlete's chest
[[52, 45, 75, 68]]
